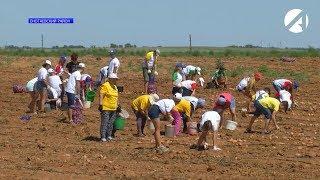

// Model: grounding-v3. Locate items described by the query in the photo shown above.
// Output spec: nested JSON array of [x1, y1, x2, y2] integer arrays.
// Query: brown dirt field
[[0, 55, 319, 179]]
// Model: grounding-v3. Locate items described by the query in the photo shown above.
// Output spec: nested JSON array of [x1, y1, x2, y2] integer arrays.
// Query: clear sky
[[0, 0, 319, 48]]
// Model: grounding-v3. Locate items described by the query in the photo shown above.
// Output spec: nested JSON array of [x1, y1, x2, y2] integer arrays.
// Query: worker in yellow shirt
[[142, 49, 160, 93], [173, 93, 205, 134], [245, 96, 287, 134], [131, 93, 160, 137], [98, 73, 120, 142]]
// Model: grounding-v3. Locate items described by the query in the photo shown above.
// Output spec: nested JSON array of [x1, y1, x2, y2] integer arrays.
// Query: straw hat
[[149, 93, 159, 105]]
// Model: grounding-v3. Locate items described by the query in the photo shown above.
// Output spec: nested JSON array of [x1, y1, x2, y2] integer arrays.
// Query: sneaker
[[101, 138, 107, 142], [107, 136, 114, 141], [155, 145, 169, 153]]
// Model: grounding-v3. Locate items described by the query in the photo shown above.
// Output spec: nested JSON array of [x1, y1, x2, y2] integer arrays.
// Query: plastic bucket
[[165, 124, 175, 137], [114, 117, 125, 130], [188, 122, 198, 135], [226, 120, 238, 130], [85, 91, 96, 102], [83, 101, 91, 109], [44, 103, 51, 113], [149, 120, 155, 130], [119, 109, 129, 119]]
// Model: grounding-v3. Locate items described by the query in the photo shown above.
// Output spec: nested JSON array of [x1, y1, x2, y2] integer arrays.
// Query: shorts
[[148, 105, 162, 119], [182, 87, 193, 96], [66, 92, 76, 108], [253, 100, 272, 119], [272, 82, 283, 92], [34, 80, 47, 91]]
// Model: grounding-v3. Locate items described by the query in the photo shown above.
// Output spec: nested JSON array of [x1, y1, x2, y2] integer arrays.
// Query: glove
[[154, 71, 158, 76], [213, 146, 221, 151], [116, 106, 122, 113], [147, 69, 152, 74], [98, 105, 103, 112]]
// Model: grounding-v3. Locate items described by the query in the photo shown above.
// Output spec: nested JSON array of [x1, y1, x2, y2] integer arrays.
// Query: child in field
[[131, 94, 159, 136], [207, 59, 227, 89], [245, 96, 287, 134], [236, 73, 262, 111], [33, 60, 52, 113], [173, 93, 193, 134], [26, 77, 38, 113], [148, 99, 177, 153], [272, 79, 298, 104], [242, 87, 270, 117], [182, 65, 201, 80], [65, 63, 85, 123], [99, 73, 119, 141], [212, 92, 236, 128], [181, 80, 198, 96], [172, 63, 185, 95], [276, 89, 292, 112], [191, 111, 221, 151]]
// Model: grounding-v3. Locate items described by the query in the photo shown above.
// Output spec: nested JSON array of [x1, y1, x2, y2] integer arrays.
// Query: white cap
[[174, 93, 182, 100], [78, 63, 86, 68], [108, 73, 118, 79], [155, 49, 160, 55], [196, 67, 201, 75], [149, 93, 160, 105], [44, 60, 52, 66], [47, 68, 54, 73]]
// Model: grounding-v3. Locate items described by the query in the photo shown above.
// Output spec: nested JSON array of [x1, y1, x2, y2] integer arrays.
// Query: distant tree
[[118, 45, 123, 48], [124, 43, 132, 48], [52, 46, 59, 49], [110, 43, 118, 48]]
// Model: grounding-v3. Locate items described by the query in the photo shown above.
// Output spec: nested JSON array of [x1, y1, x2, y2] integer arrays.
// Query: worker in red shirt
[[213, 92, 236, 128]]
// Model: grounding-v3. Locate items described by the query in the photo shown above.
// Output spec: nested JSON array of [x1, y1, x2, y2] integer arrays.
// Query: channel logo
[[284, 9, 309, 33]]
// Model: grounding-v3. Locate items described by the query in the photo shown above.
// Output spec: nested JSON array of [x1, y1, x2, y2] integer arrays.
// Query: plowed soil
[[0, 56, 319, 179]]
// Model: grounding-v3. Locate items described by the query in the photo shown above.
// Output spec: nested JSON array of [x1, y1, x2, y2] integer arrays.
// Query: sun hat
[[149, 93, 160, 105], [174, 93, 182, 100], [108, 73, 118, 79], [217, 96, 226, 106], [254, 72, 262, 80], [44, 60, 52, 66], [196, 67, 201, 75], [78, 63, 86, 68], [47, 68, 54, 73], [197, 98, 206, 108]]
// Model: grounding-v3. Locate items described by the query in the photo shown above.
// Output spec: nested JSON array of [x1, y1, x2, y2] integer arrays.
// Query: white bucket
[[44, 103, 51, 112], [119, 109, 129, 119], [165, 124, 175, 137], [226, 120, 238, 130], [83, 101, 91, 109], [149, 120, 155, 130]]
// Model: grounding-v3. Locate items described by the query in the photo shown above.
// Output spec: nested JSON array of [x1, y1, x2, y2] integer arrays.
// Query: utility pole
[[189, 34, 192, 51], [41, 34, 44, 49]]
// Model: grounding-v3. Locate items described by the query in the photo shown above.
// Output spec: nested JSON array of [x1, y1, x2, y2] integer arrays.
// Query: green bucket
[[114, 117, 125, 130], [85, 90, 96, 102]]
